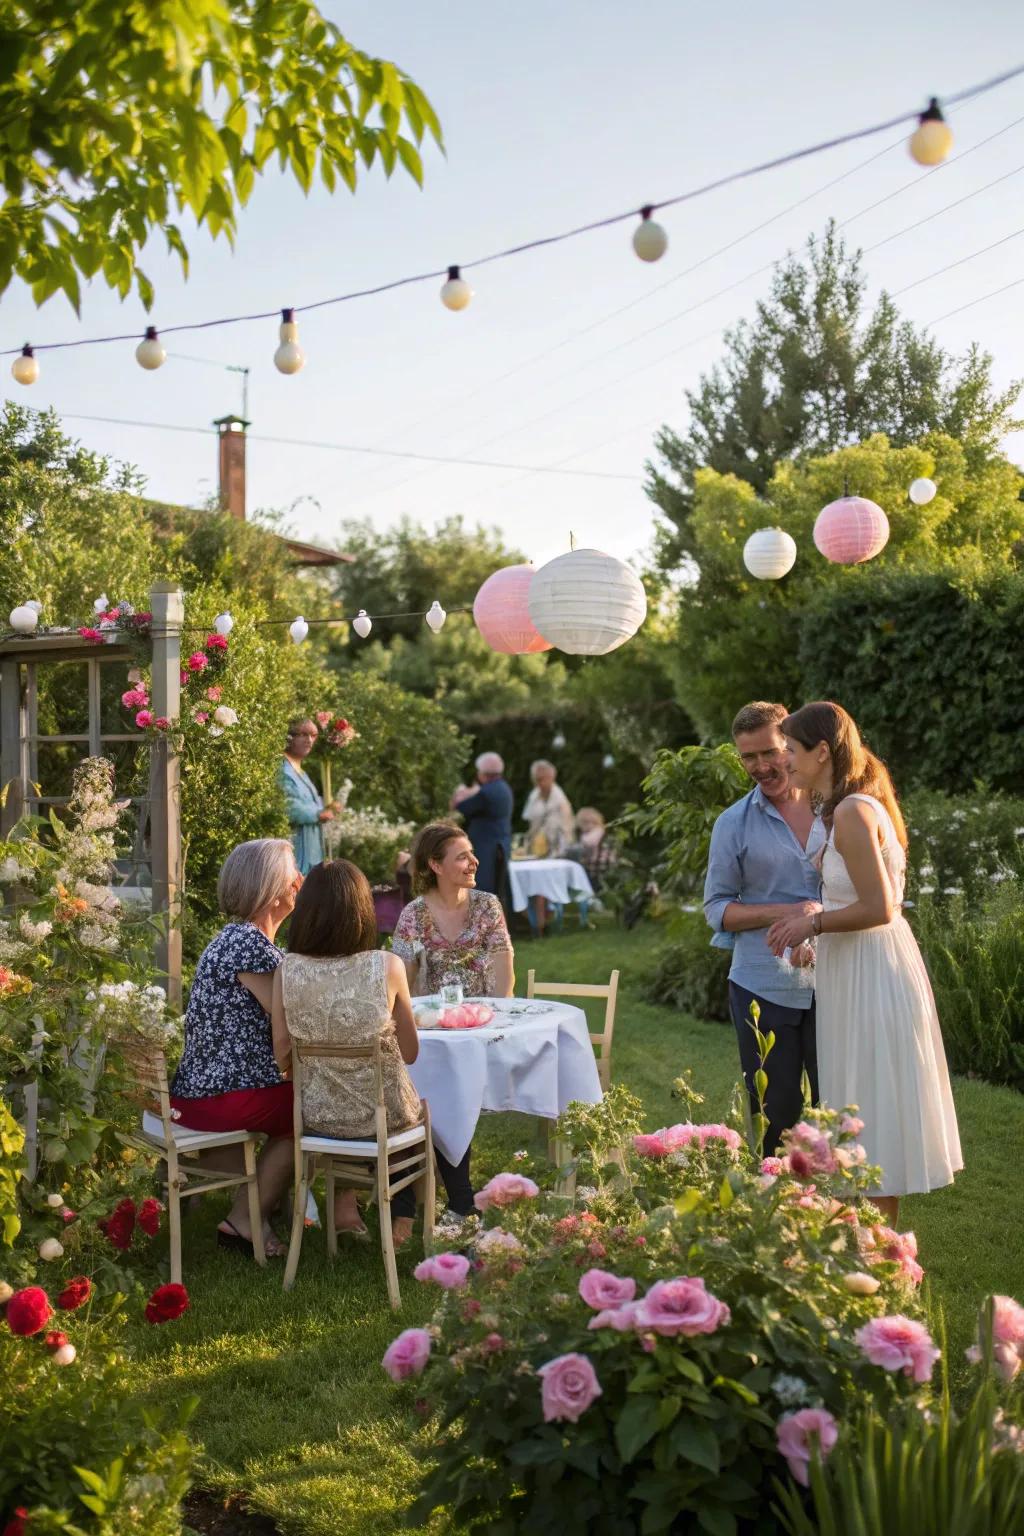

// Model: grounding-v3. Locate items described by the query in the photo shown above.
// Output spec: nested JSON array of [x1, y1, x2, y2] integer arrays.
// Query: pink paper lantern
[[813, 496, 890, 565], [473, 565, 553, 655]]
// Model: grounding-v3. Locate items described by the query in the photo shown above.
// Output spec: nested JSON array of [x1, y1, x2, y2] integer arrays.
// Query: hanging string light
[[11, 345, 38, 386], [632, 206, 668, 262], [274, 309, 305, 374], [440, 266, 473, 311], [135, 327, 167, 370], [908, 477, 937, 505], [909, 99, 954, 165], [424, 600, 447, 632], [213, 612, 234, 635], [352, 610, 373, 638], [288, 616, 309, 643]]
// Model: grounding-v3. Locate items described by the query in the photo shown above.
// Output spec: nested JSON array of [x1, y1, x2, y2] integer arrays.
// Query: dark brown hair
[[410, 821, 470, 893], [287, 859, 378, 957], [782, 701, 907, 849], [731, 701, 788, 738]]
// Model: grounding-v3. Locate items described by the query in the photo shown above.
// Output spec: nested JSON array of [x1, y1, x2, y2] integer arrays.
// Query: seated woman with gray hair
[[170, 838, 302, 1257]]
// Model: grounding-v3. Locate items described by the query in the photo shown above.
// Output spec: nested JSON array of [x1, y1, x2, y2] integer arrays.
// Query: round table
[[506, 857, 595, 915], [407, 998, 603, 1165]]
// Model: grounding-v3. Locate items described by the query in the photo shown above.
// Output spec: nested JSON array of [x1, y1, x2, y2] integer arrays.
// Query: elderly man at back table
[[451, 751, 514, 898]]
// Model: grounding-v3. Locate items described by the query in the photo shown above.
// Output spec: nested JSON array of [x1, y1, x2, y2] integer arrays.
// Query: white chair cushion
[[299, 1123, 426, 1157], [141, 1111, 258, 1150]]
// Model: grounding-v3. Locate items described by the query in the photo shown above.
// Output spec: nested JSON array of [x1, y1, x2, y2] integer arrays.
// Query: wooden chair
[[112, 1036, 266, 1284], [526, 968, 620, 1091], [282, 1039, 435, 1309]]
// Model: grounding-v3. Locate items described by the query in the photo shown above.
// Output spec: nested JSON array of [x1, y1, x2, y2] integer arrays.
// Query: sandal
[[335, 1221, 371, 1242], [217, 1220, 286, 1258]]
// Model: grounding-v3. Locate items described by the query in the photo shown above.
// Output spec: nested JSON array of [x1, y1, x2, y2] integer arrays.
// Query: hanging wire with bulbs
[[3, 79, 1007, 388]]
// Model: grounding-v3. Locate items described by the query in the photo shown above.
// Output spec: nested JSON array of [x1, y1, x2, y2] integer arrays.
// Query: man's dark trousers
[[728, 982, 817, 1157]]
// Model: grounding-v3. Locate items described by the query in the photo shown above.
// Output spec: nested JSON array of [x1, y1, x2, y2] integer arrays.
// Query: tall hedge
[[799, 567, 1024, 793]]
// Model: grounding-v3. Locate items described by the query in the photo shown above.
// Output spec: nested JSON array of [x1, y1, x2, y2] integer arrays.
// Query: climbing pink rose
[[777, 1408, 839, 1486], [413, 1252, 471, 1290], [206, 686, 223, 702], [537, 1352, 602, 1423], [782, 1121, 838, 1178], [153, 717, 171, 731], [187, 652, 208, 672], [578, 1269, 637, 1311], [193, 710, 209, 725], [474, 1172, 539, 1211], [855, 1315, 939, 1382], [121, 687, 148, 708], [135, 710, 154, 729], [634, 1277, 730, 1337], [382, 1327, 432, 1382], [588, 1301, 641, 1332], [633, 1132, 671, 1158], [872, 1227, 924, 1286], [966, 1294, 1024, 1381]]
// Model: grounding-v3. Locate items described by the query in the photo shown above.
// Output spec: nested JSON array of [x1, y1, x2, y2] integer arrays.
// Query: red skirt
[[170, 1083, 294, 1140]]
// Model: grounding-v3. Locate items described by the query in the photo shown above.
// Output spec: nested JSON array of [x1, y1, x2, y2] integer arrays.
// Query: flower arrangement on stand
[[322, 804, 415, 886], [310, 709, 358, 808], [384, 1093, 1024, 1535]]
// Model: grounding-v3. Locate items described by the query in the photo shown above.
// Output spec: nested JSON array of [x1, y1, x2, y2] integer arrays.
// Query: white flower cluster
[[18, 915, 52, 944], [771, 1374, 813, 1408], [86, 980, 179, 1045], [0, 854, 28, 883], [0, 920, 28, 962]]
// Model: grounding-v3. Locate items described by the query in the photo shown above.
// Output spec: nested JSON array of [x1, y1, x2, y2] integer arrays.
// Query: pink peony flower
[[634, 1277, 731, 1337], [855, 1315, 940, 1383], [782, 1121, 838, 1178], [180, 668, 190, 686], [121, 687, 148, 709], [187, 652, 208, 672], [474, 1172, 539, 1211], [578, 1269, 637, 1311], [382, 1327, 432, 1382], [761, 1156, 786, 1176], [193, 710, 209, 725], [840, 1113, 865, 1136], [777, 1408, 839, 1486], [873, 1227, 924, 1286], [537, 1352, 602, 1423], [588, 1301, 641, 1332], [316, 711, 331, 725], [153, 717, 171, 731], [135, 710, 154, 729], [966, 1294, 1024, 1382], [633, 1132, 671, 1158], [205, 633, 229, 651], [483, 1332, 505, 1353], [206, 686, 223, 702], [413, 1252, 471, 1290]]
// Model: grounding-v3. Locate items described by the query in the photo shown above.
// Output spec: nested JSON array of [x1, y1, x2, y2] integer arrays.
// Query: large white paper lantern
[[743, 527, 797, 580], [528, 548, 647, 655], [908, 477, 937, 506]]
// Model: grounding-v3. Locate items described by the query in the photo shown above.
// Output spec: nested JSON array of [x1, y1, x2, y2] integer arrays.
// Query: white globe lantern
[[214, 611, 234, 636], [11, 345, 38, 386], [135, 326, 166, 370], [908, 477, 937, 506], [9, 604, 39, 633], [440, 265, 473, 311], [909, 100, 953, 166], [24, 600, 42, 614], [528, 548, 647, 656], [743, 527, 797, 580], [632, 208, 668, 262], [288, 616, 309, 644], [352, 610, 372, 638]]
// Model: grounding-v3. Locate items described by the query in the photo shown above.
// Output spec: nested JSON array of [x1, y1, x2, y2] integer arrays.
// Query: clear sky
[[5, 0, 1024, 571]]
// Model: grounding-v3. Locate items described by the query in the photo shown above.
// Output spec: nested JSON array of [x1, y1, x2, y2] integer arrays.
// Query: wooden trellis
[[0, 582, 184, 1003]]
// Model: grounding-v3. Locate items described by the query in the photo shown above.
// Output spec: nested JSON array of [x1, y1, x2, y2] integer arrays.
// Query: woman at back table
[[392, 821, 515, 1222]]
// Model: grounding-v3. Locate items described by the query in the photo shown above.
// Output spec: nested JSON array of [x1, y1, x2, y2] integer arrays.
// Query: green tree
[[0, 0, 442, 311], [646, 223, 1022, 569]]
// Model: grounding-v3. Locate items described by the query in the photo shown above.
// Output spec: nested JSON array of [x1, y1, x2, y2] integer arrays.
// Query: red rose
[[6, 1286, 53, 1336], [145, 1283, 189, 1325], [138, 1198, 162, 1236], [44, 1330, 69, 1351], [187, 652, 208, 672], [57, 1276, 92, 1311], [2, 1508, 29, 1536], [61, 1207, 77, 1224], [99, 1197, 136, 1251]]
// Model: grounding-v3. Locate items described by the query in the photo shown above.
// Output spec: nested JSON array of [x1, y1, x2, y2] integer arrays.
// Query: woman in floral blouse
[[392, 822, 514, 1217]]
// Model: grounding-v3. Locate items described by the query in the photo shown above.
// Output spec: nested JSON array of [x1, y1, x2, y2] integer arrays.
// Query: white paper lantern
[[908, 477, 937, 506], [9, 604, 39, 633], [288, 616, 309, 644], [214, 611, 234, 636], [352, 610, 372, 638], [743, 527, 797, 580], [424, 600, 446, 633], [528, 548, 647, 655]]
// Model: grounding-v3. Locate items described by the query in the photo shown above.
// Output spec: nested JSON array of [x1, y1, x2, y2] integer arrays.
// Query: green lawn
[[128, 920, 1024, 1536]]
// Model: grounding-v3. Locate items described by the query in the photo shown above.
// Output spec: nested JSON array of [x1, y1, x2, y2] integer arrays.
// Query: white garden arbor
[[0, 582, 185, 1003]]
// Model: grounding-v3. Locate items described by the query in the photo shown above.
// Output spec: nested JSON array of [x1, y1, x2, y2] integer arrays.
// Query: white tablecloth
[[407, 998, 603, 1164], [506, 858, 595, 914]]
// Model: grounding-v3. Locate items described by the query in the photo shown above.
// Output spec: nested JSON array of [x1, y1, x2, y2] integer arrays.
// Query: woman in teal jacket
[[280, 718, 333, 875]]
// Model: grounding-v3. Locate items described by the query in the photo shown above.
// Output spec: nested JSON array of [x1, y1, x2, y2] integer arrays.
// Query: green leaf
[[719, 1176, 734, 1209], [615, 1394, 662, 1463], [395, 136, 423, 186], [668, 1416, 721, 1474], [697, 1504, 736, 1536]]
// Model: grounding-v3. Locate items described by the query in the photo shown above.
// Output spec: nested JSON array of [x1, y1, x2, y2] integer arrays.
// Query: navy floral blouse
[[171, 923, 284, 1098]]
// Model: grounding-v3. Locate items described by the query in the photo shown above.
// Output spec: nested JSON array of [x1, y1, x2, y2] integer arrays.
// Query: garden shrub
[[903, 788, 1024, 905], [391, 1098, 998, 1536], [640, 911, 732, 1022]]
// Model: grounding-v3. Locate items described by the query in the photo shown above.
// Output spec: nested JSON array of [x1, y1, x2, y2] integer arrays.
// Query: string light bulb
[[213, 612, 234, 636], [9, 604, 39, 633], [632, 207, 668, 262], [552, 731, 567, 751], [135, 326, 166, 370], [908, 477, 937, 506], [602, 752, 616, 769], [11, 344, 38, 386], [440, 266, 473, 311], [274, 308, 305, 374], [288, 616, 309, 644], [425, 600, 447, 633], [352, 610, 372, 638], [909, 99, 953, 166]]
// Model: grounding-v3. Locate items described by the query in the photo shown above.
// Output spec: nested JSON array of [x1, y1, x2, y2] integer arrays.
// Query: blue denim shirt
[[703, 786, 824, 1010]]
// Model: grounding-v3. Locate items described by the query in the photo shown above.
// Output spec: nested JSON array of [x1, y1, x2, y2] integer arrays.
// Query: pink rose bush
[[776, 1407, 839, 1486], [382, 1328, 432, 1382], [965, 1294, 1024, 1382], [633, 1122, 742, 1159], [474, 1172, 539, 1212], [414, 1253, 471, 1290], [855, 1315, 940, 1383], [537, 1353, 602, 1423], [578, 1268, 637, 1310], [868, 1226, 924, 1287], [635, 1277, 731, 1337]]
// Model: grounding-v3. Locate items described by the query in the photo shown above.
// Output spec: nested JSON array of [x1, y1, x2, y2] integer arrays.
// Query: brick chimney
[[214, 414, 250, 519]]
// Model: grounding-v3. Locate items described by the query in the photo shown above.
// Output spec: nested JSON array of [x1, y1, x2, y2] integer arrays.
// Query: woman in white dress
[[522, 760, 575, 937], [766, 701, 961, 1225]]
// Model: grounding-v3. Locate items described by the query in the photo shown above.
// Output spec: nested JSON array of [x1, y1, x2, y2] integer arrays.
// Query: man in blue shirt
[[451, 751, 514, 898], [703, 701, 824, 1154]]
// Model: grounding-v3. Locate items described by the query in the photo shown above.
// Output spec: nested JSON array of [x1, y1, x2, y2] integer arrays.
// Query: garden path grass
[[126, 921, 1024, 1536]]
